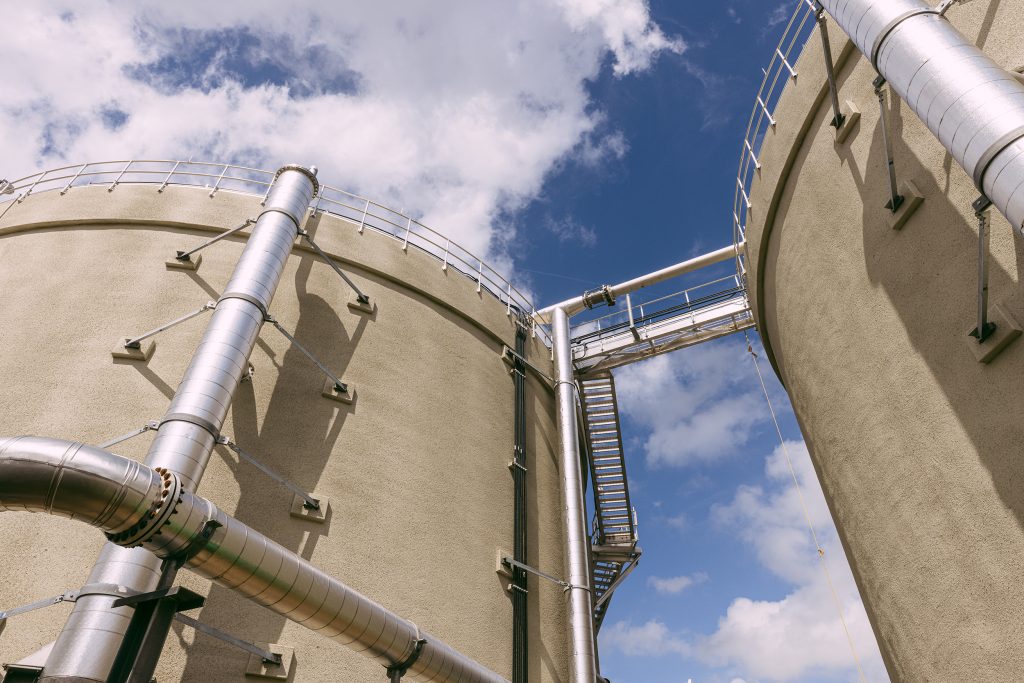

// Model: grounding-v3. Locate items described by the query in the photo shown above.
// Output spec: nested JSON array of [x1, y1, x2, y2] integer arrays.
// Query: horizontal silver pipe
[[0, 436, 508, 683], [819, 0, 1024, 232], [537, 242, 742, 320]]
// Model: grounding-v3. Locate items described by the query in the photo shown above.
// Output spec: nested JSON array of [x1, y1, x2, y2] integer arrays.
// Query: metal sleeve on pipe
[[820, 0, 1024, 232], [0, 437, 509, 683]]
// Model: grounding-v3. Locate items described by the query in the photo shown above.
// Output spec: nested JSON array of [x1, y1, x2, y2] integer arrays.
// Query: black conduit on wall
[[512, 324, 529, 682]]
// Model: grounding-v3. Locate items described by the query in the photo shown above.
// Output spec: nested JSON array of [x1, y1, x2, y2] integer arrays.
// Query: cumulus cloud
[[615, 340, 770, 467], [647, 572, 708, 595], [601, 619, 689, 656], [602, 441, 889, 682], [0, 0, 682, 268]]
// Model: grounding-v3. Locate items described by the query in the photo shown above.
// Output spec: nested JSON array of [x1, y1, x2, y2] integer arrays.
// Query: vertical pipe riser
[[40, 167, 317, 682], [820, 0, 1024, 230], [552, 308, 597, 683]]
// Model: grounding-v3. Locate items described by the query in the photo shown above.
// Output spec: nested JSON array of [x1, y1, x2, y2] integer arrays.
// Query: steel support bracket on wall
[[296, 228, 374, 313], [502, 345, 554, 386], [217, 436, 327, 520], [969, 195, 997, 343], [168, 218, 256, 271], [113, 301, 217, 361], [873, 76, 905, 213], [813, 2, 846, 131], [264, 315, 355, 404]]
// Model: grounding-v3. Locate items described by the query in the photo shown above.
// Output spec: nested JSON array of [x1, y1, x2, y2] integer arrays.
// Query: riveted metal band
[[159, 413, 221, 439], [972, 125, 1024, 190], [217, 292, 269, 318], [870, 8, 941, 69]]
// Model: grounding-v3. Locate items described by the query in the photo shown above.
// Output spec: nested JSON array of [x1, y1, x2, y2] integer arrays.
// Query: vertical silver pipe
[[818, 0, 1024, 233], [552, 307, 597, 683], [41, 166, 318, 682]]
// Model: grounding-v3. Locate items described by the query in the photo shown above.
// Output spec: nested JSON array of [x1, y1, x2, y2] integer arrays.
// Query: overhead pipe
[[42, 165, 320, 681], [537, 243, 743, 321], [0, 436, 509, 683], [818, 0, 1024, 232], [551, 308, 598, 683]]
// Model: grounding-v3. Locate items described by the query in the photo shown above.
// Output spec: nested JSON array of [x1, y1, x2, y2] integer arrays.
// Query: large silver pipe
[[819, 0, 1024, 232], [43, 165, 319, 681], [537, 243, 742, 321], [0, 436, 509, 683], [551, 308, 597, 683]]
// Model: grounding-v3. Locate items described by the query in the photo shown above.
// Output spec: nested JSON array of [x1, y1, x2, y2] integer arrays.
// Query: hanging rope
[[744, 331, 868, 683]]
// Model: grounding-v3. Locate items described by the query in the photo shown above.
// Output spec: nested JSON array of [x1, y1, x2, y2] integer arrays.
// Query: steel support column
[[552, 308, 597, 683]]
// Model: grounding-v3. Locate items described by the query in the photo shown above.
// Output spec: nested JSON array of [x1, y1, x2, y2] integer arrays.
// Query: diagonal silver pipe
[[818, 0, 1024, 233], [551, 307, 598, 683], [42, 165, 319, 682], [0, 437, 508, 683]]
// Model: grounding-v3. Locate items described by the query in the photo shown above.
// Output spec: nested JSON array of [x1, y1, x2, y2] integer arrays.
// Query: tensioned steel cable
[[744, 331, 868, 683]]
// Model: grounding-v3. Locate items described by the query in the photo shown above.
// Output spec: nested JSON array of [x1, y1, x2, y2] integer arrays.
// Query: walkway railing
[[732, 0, 817, 276], [0, 159, 547, 343]]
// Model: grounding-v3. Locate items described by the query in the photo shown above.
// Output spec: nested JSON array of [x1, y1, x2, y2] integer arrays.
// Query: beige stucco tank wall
[[0, 182, 568, 682], [745, 3, 1024, 681]]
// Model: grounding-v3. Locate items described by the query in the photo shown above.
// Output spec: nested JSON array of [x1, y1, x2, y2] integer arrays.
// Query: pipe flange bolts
[[105, 467, 183, 548], [273, 164, 320, 198]]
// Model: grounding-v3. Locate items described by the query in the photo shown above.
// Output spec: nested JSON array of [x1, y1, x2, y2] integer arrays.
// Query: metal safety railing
[[732, 0, 818, 276], [0, 159, 548, 344]]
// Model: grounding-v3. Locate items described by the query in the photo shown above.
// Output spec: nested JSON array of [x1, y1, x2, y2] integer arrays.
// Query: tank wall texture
[[746, 3, 1024, 681], [0, 184, 568, 682]]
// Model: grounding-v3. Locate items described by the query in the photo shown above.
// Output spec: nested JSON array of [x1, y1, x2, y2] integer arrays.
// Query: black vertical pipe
[[512, 324, 529, 683]]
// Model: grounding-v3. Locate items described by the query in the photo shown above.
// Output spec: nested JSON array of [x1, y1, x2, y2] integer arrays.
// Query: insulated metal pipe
[[551, 308, 597, 683], [42, 165, 319, 682], [818, 0, 1024, 232], [0, 437, 508, 683], [537, 243, 742, 320]]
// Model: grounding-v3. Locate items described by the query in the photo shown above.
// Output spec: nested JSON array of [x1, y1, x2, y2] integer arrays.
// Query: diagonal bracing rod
[[265, 315, 349, 394], [874, 76, 904, 213], [218, 436, 321, 510], [123, 302, 216, 349], [297, 229, 371, 304], [174, 219, 255, 263]]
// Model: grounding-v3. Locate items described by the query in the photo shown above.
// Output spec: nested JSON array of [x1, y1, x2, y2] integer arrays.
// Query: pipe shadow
[[177, 250, 365, 681]]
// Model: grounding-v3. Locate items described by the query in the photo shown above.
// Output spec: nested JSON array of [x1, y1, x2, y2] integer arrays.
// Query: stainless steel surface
[[819, 0, 1024, 232], [0, 437, 509, 683], [552, 308, 598, 683], [41, 166, 317, 682], [537, 243, 741, 320]]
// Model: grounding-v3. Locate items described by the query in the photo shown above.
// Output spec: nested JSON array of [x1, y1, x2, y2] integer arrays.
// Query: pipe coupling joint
[[105, 467, 182, 548]]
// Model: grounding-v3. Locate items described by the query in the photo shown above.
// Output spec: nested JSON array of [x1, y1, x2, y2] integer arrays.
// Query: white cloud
[[647, 572, 708, 595], [601, 619, 689, 656], [697, 441, 889, 682], [602, 441, 890, 683], [0, 1, 682, 269], [615, 340, 770, 467]]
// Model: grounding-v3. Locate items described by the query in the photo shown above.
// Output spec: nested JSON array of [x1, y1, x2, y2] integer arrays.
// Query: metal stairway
[[579, 372, 641, 631]]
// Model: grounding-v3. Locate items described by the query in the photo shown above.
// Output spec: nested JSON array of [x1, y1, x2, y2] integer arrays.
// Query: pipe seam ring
[[257, 206, 303, 232], [972, 125, 1024, 191], [870, 8, 942, 69], [105, 468, 182, 548], [159, 413, 221, 439], [273, 164, 320, 198], [216, 292, 269, 319]]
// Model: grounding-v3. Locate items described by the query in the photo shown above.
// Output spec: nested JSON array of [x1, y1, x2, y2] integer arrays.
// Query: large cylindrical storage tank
[[745, 2, 1024, 681], [0, 167, 568, 681]]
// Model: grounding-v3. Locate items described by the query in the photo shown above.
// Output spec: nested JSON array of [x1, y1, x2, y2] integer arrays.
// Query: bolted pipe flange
[[105, 468, 182, 548]]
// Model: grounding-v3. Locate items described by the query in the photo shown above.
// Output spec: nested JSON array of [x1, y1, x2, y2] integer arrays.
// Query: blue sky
[[0, 2, 888, 681]]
